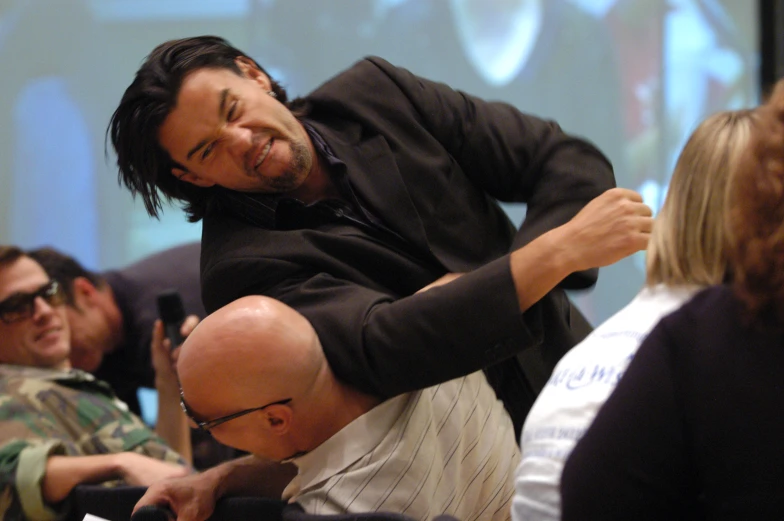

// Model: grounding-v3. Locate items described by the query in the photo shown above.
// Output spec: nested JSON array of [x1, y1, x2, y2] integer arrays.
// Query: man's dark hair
[[27, 247, 106, 308], [108, 36, 290, 222], [0, 246, 24, 268]]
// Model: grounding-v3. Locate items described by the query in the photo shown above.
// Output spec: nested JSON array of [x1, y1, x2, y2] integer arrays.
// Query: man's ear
[[72, 277, 98, 308], [234, 56, 272, 91], [174, 167, 215, 188], [265, 404, 293, 436]]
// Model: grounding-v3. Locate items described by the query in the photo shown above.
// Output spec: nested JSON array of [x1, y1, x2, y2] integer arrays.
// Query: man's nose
[[224, 125, 254, 159], [31, 296, 55, 322]]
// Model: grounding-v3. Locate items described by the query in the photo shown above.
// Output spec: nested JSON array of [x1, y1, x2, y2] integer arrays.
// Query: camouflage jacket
[[0, 365, 184, 521]]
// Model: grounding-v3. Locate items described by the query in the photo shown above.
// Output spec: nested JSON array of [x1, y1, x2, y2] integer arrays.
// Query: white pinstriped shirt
[[282, 371, 519, 521]]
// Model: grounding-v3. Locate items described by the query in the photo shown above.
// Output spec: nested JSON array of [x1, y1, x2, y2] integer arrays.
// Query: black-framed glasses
[[0, 280, 66, 324], [180, 388, 292, 431]]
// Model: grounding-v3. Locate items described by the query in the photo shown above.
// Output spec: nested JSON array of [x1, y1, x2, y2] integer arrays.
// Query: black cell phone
[[156, 289, 185, 350]]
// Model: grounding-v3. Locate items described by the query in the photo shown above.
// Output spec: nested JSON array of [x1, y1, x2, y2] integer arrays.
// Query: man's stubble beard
[[260, 138, 312, 192]]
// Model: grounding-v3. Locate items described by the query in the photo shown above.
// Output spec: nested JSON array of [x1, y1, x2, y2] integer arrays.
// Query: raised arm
[[352, 56, 618, 287], [509, 187, 649, 310], [359, 56, 614, 206], [202, 56, 649, 405], [203, 187, 649, 399], [150, 317, 198, 464]]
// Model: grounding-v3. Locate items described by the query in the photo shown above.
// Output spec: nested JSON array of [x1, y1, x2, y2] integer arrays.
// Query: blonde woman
[[560, 81, 784, 519], [513, 107, 757, 521]]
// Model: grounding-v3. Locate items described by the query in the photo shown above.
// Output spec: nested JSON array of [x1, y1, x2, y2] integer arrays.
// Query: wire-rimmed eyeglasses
[[179, 389, 292, 431]]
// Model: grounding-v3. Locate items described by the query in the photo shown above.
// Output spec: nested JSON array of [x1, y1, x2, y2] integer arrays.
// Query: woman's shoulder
[[651, 285, 742, 350], [676, 284, 739, 317]]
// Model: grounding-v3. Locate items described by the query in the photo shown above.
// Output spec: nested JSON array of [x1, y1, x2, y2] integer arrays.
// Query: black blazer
[[200, 57, 615, 430]]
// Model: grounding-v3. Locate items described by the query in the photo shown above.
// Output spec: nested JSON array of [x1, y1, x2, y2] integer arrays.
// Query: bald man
[[172, 295, 519, 520]]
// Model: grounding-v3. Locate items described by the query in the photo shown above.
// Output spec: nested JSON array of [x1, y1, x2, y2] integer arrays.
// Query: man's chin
[[70, 350, 104, 372], [37, 348, 71, 371]]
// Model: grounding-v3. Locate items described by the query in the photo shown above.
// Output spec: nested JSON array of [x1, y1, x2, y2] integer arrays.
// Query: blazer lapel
[[310, 120, 433, 256]]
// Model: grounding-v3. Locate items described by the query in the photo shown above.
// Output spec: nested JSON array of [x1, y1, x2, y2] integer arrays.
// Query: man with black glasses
[[0, 246, 190, 521], [27, 244, 204, 419]]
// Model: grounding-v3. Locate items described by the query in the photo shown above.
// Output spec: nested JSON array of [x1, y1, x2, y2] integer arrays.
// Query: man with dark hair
[[27, 244, 236, 471], [109, 37, 294, 222], [114, 36, 652, 521], [109, 36, 652, 435], [0, 246, 189, 521], [27, 243, 204, 418]]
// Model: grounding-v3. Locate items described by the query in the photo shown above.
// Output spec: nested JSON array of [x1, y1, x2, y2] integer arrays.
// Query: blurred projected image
[[0, 0, 758, 324], [248, 0, 757, 322]]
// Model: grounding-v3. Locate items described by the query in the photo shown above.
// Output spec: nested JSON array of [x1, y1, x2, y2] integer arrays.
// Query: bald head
[[179, 295, 325, 409], [178, 296, 380, 459]]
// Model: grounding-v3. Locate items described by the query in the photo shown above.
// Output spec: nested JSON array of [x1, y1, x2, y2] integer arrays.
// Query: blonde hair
[[646, 109, 758, 286]]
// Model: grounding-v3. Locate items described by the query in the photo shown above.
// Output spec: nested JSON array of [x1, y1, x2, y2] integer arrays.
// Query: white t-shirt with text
[[512, 285, 700, 521]]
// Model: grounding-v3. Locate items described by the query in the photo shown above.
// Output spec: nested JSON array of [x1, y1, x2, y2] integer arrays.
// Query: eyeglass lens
[[0, 280, 65, 323]]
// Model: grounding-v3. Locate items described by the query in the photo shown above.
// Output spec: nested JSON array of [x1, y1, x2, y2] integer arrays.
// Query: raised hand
[[559, 187, 653, 271]]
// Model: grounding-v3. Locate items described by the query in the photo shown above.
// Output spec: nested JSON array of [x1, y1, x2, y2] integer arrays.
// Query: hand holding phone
[[156, 290, 185, 350]]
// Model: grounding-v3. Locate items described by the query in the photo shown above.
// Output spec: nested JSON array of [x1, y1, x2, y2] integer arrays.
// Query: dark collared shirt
[[217, 121, 367, 227], [215, 120, 431, 266]]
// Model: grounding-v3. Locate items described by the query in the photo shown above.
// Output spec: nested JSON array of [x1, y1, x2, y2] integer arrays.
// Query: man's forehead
[[0, 258, 49, 301], [159, 69, 236, 155], [179, 68, 238, 102]]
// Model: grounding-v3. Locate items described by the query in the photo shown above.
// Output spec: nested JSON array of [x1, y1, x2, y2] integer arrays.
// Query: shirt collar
[[0, 364, 117, 396], [212, 119, 342, 229], [288, 393, 413, 489]]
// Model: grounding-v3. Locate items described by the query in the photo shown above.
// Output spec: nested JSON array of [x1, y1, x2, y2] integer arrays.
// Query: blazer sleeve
[[358, 57, 617, 287], [203, 252, 542, 398]]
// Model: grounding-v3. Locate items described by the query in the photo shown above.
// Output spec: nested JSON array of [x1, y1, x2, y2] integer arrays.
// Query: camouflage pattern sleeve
[[6, 439, 69, 521], [0, 366, 185, 521]]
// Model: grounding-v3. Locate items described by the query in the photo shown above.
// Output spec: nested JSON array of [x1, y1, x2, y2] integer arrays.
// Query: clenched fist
[[507, 188, 653, 312], [560, 187, 653, 271]]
